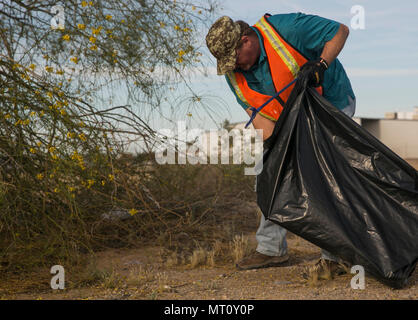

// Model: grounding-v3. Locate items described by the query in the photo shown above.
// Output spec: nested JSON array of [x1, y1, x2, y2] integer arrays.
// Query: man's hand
[[298, 58, 328, 87]]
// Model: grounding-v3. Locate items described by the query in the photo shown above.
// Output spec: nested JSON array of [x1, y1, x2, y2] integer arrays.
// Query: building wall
[[362, 120, 418, 159]]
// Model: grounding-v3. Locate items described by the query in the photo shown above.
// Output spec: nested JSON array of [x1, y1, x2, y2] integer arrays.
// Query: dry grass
[[100, 269, 124, 289], [189, 247, 208, 268], [230, 234, 253, 264], [207, 240, 223, 267], [125, 266, 156, 287], [188, 240, 224, 268]]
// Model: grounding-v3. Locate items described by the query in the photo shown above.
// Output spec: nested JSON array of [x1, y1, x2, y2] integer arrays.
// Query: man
[[206, 13, 356, 278]]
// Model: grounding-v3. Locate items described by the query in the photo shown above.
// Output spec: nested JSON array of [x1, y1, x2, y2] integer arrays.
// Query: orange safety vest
[[226, 14, 323, 121]]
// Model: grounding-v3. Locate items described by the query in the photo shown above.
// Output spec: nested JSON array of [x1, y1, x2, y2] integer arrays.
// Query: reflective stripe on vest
[[227, 15, 323, 121], [227, 71, 282, 121]]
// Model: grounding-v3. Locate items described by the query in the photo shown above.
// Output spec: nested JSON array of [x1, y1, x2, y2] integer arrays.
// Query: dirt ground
[[1, 232, 416, 300], [1, 160, 417, 300]]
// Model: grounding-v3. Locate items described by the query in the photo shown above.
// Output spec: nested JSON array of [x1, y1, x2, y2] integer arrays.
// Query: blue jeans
[[255, 96, 356, 261]]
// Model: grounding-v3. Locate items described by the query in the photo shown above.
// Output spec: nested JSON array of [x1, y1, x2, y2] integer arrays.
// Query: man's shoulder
[[265, 12, 301, 24], [266, 12, 328, 27], [261, 13, 301, 40]]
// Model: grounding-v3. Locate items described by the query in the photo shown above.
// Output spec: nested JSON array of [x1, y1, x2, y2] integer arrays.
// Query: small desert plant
[[230, 234, 253, 263]]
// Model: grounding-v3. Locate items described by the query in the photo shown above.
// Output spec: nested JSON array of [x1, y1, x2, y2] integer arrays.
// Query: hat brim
[[216, 50, 237, 75]]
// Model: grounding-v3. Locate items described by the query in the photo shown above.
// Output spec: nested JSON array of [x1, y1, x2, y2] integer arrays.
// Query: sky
[[171, 0, 418, 131]]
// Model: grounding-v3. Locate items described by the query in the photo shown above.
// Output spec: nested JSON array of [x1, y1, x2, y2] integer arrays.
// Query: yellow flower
[[90, 45, 97, 51], [129, 208, 138, 216], [39, 111, 45, 117], [105, 15, 112, 20], [45, 66, 53, 72], [108, 174, 114, 181], [68, 186, 75, 192], [71, 151, 82, 161], [70, 56, 78, 64], [77, 23, 86, 30], [29, 63, 36, 70], [81, 1, 87, 7], [54, 188, 59, 193], [49, 146, 56, 153], [47, 91, 53, 98], [91, 26, 102, 35], [178, 50, 185, 57], [5, 114, 11, 119], [78, 133, 86, 141], [36, 173, 44, 180], [89, 36, 96, 43], [87, 179, 95, 188], [30, 111, 36, 117], [29, 148, 36, 154], [174, 25, 180, 30], [176, 57, 184, 63], [67, 132, 75, 139], [56, 69, 64, 75], [37, 142, 42, 147], [89, 1, 93, 5], [121, 19, 126, 23], [60, 109, 66, 116], [62, 34, 70, 41], [101, 180, 106, 186]]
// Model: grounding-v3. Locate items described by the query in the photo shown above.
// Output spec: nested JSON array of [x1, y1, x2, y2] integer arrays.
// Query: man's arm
[[320, 23, 349, 65], [298, 23, 349, 87], [245, 109, 276, 141]]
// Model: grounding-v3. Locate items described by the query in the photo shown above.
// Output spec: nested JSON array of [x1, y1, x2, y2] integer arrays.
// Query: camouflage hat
[[206, 16, 241, 75]]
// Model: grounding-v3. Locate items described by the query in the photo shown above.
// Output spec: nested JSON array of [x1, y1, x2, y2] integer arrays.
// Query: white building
[[355, 107, 418, 159]]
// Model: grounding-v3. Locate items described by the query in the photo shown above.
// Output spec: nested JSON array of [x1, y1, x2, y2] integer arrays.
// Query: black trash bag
[[257, 77, 418, 288]]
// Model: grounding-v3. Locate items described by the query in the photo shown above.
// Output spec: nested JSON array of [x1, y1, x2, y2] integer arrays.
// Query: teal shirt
[[225, 13, 355, 113]]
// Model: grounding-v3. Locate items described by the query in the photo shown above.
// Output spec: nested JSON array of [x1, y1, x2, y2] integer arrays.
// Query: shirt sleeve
[[267, 13, 341, 58]]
